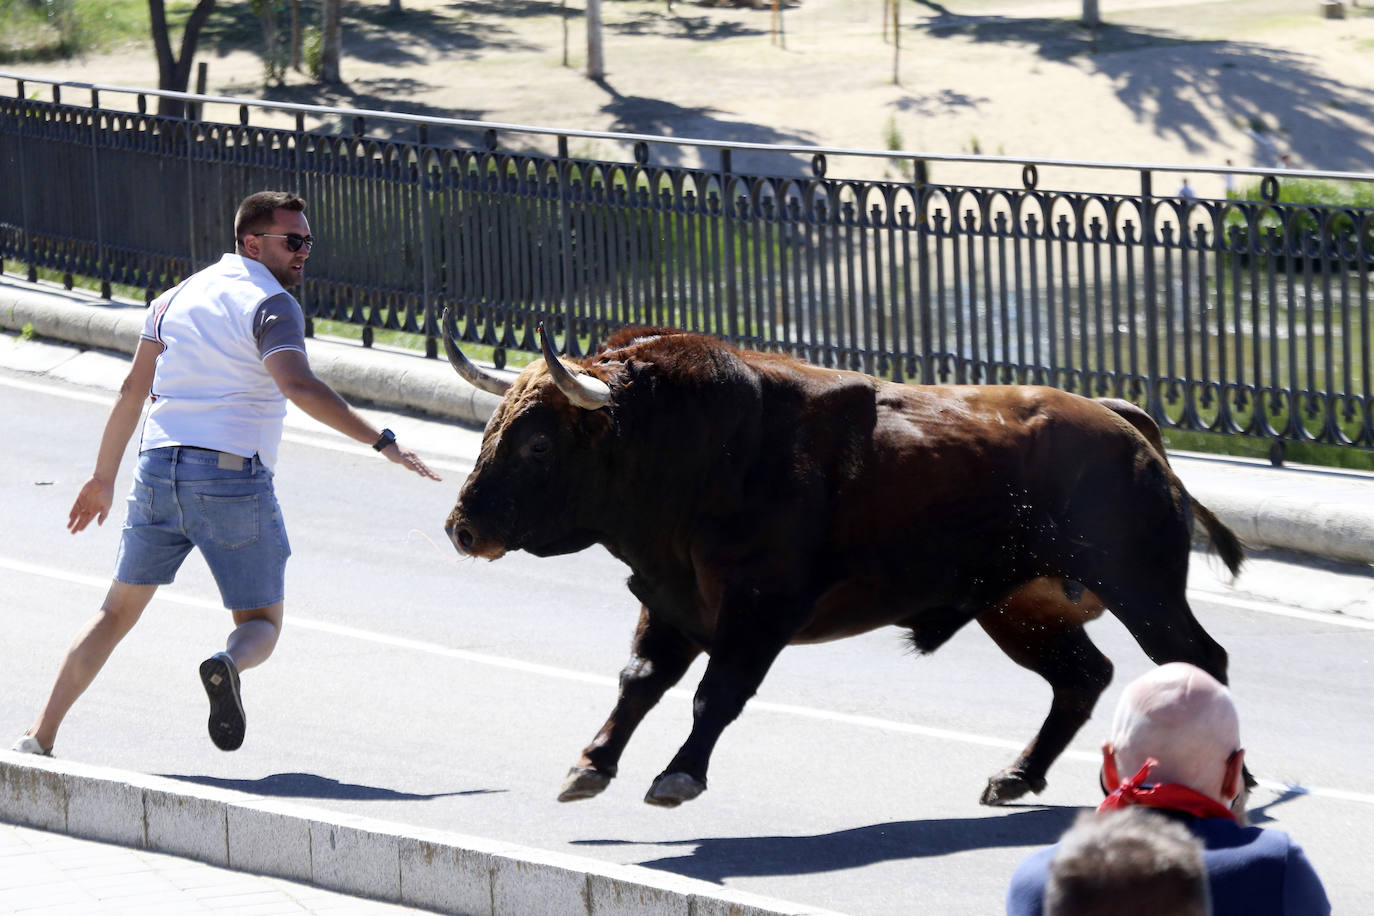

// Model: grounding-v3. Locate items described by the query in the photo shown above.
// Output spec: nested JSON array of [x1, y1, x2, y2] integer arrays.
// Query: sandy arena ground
[[7, 0, 1374, 194]]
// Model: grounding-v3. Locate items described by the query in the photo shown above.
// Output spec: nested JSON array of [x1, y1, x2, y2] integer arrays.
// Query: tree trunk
[[1082, 0, 1100, 27], [290, 0, 302, 71], [586, 0, 604, 81], [258, 0, 281, 83], [320, 0, 343, 85], [149, 0, 217, 117]]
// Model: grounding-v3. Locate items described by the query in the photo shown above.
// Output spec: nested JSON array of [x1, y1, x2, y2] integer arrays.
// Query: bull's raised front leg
[[558, 606, 701, 802], [643, 594, 799, 808]]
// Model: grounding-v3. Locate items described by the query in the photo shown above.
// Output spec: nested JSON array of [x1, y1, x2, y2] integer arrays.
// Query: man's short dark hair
[[1046, 808, 1210, 916], [234, 191, 307, 251]]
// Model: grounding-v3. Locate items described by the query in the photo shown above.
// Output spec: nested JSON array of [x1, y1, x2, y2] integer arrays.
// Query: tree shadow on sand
[[907, 12, 1374, 170], [160, 771, 503, 801], [593, 77, 824, 173], [198, 0, 538, 70], [609, 11, 765, 41]]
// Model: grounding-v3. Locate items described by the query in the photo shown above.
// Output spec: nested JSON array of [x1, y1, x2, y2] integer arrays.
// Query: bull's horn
[[441, 307, 511, 396], [539, 323, 612, 410]]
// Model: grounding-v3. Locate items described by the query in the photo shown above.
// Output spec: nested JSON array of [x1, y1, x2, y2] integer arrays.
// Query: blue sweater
[[1006, 813, 1330, 916]]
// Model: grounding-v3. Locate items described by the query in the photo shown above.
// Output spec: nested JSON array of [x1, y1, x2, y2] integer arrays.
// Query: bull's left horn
[[539, 323, 612, 410], [441, 307, 511, 396]]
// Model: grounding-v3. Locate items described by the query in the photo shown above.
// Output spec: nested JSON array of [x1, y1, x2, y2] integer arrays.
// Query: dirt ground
[[9, 0, 1374, 194]]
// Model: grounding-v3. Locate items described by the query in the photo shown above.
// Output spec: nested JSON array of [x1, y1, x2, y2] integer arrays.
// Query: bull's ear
[[539, 324, 612, 410]]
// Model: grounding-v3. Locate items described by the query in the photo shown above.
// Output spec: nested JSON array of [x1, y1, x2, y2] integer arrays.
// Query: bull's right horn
[[441, 307, 511, 396], [539, 323, 612, 410]]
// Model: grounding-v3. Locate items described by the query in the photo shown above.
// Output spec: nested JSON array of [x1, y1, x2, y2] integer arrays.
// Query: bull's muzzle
[[445, 513, 507, 560]]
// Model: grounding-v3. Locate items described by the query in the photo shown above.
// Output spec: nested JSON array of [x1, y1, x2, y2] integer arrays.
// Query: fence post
[[294, 111, 308, 327], [721, 147, 737, 342], [185, 98, 198, 276], [1141, 169, 1162, 420], [557, 135, 577, 355], [87, 88, 111, 299], [17, 80, 36, 283], [915, 158, 931, 383], [417, 123, 437, 358]]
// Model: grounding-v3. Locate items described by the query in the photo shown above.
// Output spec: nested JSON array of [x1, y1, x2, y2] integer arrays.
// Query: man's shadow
[[159, 771, 502, 802]]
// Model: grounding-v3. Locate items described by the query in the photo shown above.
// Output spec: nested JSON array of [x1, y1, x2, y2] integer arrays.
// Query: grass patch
[[1163, 428, 1374, 471], [310, 317, 535, 369], [1232, 177, 1374, 209], [0, 0, 177, 62]]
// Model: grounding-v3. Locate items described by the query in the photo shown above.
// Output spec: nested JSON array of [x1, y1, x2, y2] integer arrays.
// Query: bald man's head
[[1108, 663, 1243, 803]]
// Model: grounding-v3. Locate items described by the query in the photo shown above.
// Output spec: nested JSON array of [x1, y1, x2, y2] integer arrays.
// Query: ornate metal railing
[[2, 73, 1372, 454]]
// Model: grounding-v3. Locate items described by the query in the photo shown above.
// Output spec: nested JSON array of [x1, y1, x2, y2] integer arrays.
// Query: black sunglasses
[[254, 232, 316, 252]]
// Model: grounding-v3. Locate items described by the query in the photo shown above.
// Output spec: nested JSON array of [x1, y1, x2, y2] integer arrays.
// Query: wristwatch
[[372, 428, 397, 451]]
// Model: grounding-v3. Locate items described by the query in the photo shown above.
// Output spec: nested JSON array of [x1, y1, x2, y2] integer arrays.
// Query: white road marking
[[1189, 589, 1374, 629], [5, 554, 1372, 808]]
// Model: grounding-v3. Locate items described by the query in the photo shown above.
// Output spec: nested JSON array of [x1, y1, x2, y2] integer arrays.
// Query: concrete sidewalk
[[4, 272, 1374, 914], [0, 818, 418, 915]]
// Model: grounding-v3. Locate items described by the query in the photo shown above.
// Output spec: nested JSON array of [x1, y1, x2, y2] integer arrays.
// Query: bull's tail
[[1095, 398, 1245, 578], [1192, 500, 1244, 578]]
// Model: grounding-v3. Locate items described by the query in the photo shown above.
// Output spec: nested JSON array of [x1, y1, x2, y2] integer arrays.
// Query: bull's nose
[[445, 521, 476, 556]]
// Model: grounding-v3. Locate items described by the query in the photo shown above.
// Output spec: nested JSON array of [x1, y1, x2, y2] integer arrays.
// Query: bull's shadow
[[593, 787, 1312, 882], [574, 806, 1079, 882], [159, 771, 501, 802]]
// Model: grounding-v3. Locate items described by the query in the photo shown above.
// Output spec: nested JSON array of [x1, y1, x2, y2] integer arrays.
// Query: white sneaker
[[11, 735, 52, 756]]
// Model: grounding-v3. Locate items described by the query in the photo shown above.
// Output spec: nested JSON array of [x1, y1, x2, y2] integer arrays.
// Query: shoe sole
[[198, 655, 245, 752]]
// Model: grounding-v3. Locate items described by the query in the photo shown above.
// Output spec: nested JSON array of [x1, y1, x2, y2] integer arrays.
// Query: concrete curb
[[0, 754, 843, 916], [0, 279, 502, 429], [1192, 488, 1374, 567]]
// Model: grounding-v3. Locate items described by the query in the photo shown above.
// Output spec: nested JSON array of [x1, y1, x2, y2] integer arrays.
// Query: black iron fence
[[3, 74, 1373, 455]]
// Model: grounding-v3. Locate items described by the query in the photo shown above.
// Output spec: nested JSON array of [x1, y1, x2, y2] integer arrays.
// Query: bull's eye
[[527, 435, 552, 459]]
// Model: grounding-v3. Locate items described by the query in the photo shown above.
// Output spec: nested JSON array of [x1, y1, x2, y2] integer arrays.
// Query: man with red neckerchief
[[1006, 662, 1329, 916]]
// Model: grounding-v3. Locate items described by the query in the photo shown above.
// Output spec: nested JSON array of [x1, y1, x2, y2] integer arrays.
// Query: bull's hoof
[[980, 770, 1047, 806], [644, 772, 706, 808], [558, 766, 613, 802]]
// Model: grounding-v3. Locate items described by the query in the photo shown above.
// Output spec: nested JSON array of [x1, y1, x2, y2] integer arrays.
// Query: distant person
[[1044, 807, 1210, 916], [1007, 663, 1330, 916], [1223, 159, 1236, 197], [13, 190, 441, 758], [1178, 179, 1197, 201]]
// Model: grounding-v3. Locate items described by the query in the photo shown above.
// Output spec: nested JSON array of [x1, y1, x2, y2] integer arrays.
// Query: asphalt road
[[3, 361, 1373, 915]]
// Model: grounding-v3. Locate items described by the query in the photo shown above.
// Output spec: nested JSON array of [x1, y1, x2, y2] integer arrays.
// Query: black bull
[[442, 318, 1244, 808]]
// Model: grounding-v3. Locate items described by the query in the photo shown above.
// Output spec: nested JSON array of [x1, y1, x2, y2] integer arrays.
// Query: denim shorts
[[114, 446, 291, 611]]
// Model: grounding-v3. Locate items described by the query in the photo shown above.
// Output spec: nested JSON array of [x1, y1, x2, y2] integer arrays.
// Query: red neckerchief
[[1098, 751, 1236, 822]]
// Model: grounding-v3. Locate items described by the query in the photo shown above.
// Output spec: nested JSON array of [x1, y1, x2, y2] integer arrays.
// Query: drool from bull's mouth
[[442, 321, 1246, 809]]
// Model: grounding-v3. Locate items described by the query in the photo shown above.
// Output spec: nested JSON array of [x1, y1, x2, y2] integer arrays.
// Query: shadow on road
[[574, 806, 1080, 881], [159, 771, 503, 802]]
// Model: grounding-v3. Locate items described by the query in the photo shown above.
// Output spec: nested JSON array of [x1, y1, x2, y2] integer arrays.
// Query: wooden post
[[892, 0, 900, 84]]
